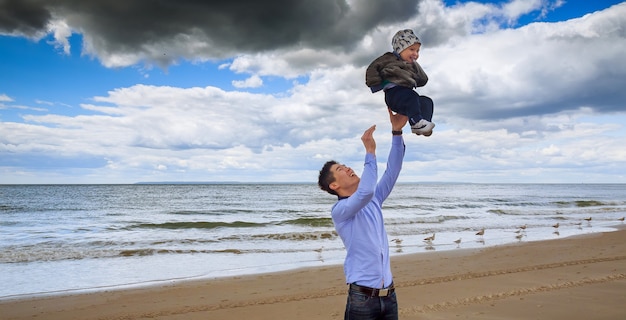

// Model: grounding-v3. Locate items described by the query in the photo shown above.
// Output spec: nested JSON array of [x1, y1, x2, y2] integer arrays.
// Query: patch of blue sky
[[1, 33, 305, 109], [1, 35, 141, 111], [155, 60, 307, 95], [0, 153, 108, 169], [1, 34, 306, 128], [443, 0, 622, 29]]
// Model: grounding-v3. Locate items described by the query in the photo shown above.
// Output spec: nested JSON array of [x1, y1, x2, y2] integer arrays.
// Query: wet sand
[[2, 227, 625, 319]]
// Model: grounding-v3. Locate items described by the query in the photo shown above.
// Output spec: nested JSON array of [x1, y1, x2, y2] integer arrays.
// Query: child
[[366, 29, 435, 136]]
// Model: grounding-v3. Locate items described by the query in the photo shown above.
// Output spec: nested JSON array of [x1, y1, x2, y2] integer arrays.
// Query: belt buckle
[[378, 288, 389, 296]]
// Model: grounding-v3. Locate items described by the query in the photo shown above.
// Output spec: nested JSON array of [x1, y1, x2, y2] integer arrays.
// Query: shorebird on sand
[[423, 233, 435, 242], [391, 238, 403, 245], [618, 217, 625, 222], [584, 217, 592, 222], [519, 224, 527, 230], [552, 222, 560, 229], [314, 247, 324, 261], [454, 238, 462, 246], [475, 228, 485, 236]]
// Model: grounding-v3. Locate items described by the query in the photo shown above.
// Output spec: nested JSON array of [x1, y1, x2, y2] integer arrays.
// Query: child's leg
[[384, 86, 422, 126], [418, 95, 434, 122]]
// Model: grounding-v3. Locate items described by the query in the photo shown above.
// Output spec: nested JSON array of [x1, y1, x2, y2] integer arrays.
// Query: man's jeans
[[344, 289, 398, 320]]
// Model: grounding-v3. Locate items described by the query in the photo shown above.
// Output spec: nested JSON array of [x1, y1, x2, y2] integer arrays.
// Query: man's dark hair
[[318, 160, 338, 195]]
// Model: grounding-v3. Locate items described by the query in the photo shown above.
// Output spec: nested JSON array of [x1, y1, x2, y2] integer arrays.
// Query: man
[[318, 108, 407, 320]]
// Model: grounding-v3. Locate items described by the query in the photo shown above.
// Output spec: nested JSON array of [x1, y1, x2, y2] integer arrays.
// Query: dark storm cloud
[[0, 0, 51, 36], [0, 0, 421, 58]]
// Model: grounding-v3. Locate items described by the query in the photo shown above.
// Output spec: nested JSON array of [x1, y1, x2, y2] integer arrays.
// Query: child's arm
[[365, 60, 383, 89], [414, 62, 429, 87], [366, 54, 394, 92]]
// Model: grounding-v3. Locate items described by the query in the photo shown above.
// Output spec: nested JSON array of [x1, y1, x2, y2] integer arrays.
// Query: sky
[[1, 0, 625, 184]]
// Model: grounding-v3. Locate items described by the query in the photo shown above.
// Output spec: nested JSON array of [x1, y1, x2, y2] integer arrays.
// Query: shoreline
[[1, 227, 625, 319], [2, 223, 617, 301]]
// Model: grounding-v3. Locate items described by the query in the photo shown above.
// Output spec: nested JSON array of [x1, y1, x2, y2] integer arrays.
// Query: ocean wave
[[385, 203, 486, 211], [167, 210, 226, 215], [386, 215, 470, 225], [278, 217, 333, 227], [129, 221, 265, 230], [0, 238, 342, 263], [554, 200, 606, 207], [487, 204, 625, 216], [0, 204, 23, 212], [220, 230, 338, 241], [574, 200, 608, 207], [120, 246, 343, 256], [0, 245, 121, 263]]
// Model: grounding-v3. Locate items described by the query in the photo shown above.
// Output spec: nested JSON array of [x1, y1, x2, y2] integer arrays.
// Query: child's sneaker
[[411, 119, 435, 135]]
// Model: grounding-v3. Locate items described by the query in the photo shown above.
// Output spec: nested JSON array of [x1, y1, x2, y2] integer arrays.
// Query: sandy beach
[[2, 227, 625, 320]]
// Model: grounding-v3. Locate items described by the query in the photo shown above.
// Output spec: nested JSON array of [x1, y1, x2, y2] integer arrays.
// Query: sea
[[1, 183, 625, 300]]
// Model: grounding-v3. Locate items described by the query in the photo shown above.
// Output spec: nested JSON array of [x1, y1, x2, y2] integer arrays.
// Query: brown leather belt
[[349, 283, 395, 297]]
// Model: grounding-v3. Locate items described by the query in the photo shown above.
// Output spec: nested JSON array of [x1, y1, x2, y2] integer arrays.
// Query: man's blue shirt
[[331, 135, 405, 288]]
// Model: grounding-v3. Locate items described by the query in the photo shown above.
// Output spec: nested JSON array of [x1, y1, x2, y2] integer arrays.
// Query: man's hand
[[361, 125, 376, 155], [388, 108, 408, 131]]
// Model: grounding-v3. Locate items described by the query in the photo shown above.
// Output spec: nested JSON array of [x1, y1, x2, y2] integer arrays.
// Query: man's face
[[330, 163, 359, 192]]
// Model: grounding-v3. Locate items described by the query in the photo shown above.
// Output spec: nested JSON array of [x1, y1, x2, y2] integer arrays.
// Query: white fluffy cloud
[[1, 0, 625, 183]]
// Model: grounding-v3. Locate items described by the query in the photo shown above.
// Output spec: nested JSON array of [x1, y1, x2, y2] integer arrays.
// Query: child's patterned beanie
[[392, 29, 421, 54]]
